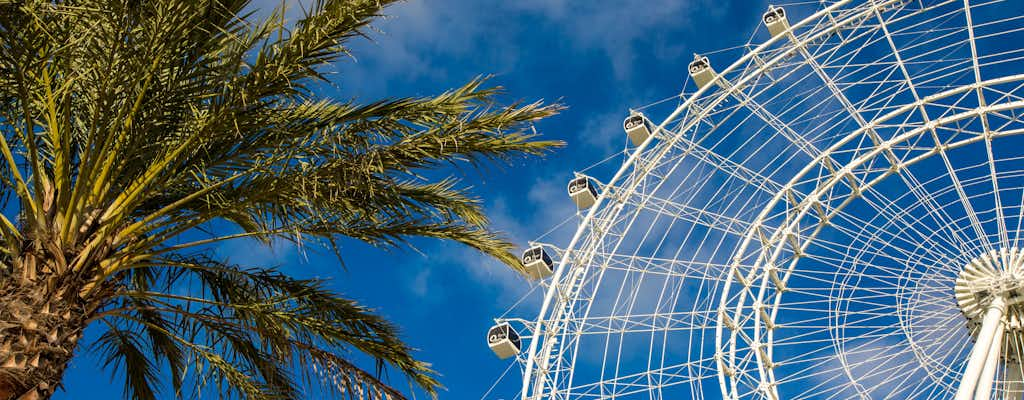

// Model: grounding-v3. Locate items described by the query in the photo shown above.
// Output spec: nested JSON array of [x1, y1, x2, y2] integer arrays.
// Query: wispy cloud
[[305, 0, 721, 97], [407, 174, 583, 309], [218, 237, 301, 268], [579, 111, 630, 153], [245, 0, 315, 25], [507, 0, 716, 79]]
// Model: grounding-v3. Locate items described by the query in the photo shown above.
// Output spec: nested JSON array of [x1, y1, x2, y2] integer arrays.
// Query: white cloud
[[218, 237, 301, 267], [579, 111, 629, 153], [240, 0, 723, 96], [410, 267, 432, 297], [389, 169, 595, 312], [507, 0, 715, 79], [245, 0, 316, 26]]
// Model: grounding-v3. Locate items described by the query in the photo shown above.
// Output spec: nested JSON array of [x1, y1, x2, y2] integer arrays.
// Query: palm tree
[[0, 0, 562, 399]]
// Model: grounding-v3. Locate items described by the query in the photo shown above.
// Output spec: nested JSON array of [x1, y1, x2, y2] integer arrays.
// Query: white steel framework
[[489, 1, 1024, 399]]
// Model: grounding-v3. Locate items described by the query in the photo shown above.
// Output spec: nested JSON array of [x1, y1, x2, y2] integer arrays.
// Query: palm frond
[[95, 322, 162, 400], [0, 0, 562, 398], [95, 256, 440, 399]]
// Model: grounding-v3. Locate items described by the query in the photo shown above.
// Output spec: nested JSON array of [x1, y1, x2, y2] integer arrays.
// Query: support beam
[[976, 322, 1006, 400], [1005, 361, 1023, 400], [957, 296, 1007, 400]]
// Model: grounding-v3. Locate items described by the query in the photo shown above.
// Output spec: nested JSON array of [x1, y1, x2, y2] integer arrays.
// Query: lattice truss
[[495, 0, 1024, 399]]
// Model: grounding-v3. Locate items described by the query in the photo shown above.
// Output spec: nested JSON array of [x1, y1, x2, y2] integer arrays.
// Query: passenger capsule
[[763, 6, 790, 38], [688, 55, 717, 89], [567, 177, 599, 210], [487, 322, 521, 359], [522, 246, 554, 279], [623, 113, 652, 146]]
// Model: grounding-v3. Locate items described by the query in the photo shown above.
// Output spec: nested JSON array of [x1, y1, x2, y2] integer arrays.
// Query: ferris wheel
[[485, 0, 1024, 399]]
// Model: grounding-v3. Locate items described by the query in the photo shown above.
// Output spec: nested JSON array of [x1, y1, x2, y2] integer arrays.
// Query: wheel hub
[[955, 248, 1024, 333]]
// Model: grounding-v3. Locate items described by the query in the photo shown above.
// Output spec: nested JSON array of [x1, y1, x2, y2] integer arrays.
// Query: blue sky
[[56, 1, 772, 398]]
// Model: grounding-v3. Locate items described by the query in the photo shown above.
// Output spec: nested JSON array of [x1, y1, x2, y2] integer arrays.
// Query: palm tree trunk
[[0, 252, 90, 400]]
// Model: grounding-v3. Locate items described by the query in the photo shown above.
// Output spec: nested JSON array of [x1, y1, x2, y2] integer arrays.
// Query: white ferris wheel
[[484, 0, 1024, 399]]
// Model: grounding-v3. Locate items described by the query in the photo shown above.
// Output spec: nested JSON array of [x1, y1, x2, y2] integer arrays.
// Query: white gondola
[[487, 322, 521, 359], [522, 246, 554, 279], [567, 177, 599, 210], [688, 55, 717, 89], [763, 5, 790, 38], [623, 112, 652, 146]]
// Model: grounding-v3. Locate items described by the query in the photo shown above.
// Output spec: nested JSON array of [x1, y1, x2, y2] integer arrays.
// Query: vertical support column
[[977, 322, 1006, 400], [1006, 360, 1023, 400], [958, 296, 1007, 400]]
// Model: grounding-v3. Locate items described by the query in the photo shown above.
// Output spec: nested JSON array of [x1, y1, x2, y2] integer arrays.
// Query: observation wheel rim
[[518, 0, 888, 399], [717, 65, 1024, 400]]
